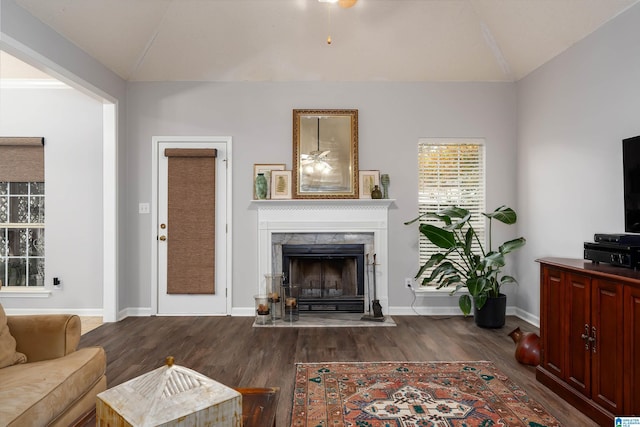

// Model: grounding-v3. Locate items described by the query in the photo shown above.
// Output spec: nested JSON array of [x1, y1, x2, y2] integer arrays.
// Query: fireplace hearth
[[283, 244, 365, 313]]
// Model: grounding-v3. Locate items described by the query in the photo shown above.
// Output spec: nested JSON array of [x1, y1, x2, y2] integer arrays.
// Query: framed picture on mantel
[[271, 170, 292, 199], [253, 163, 285, 199], [359, 170, 380, 199]]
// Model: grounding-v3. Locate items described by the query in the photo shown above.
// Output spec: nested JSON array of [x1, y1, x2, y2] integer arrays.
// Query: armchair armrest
[[6, 314, 81, 362]]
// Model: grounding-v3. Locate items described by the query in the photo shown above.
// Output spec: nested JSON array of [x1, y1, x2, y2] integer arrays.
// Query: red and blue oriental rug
[[291, 361, 560, 427]]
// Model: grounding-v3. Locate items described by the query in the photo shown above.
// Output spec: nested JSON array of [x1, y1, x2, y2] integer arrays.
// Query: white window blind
[[417, 139, 485, 285]]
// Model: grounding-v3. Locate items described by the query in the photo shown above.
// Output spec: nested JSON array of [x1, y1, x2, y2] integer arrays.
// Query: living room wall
[[13, 0, 640, 321], [1, 0, 127, 320], [516, 2, 640, 318], [124, 81, 518, 315], [0, 84, 104, 311]]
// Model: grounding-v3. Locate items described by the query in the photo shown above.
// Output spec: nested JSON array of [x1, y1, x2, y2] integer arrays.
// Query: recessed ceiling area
[[7, 0, 640, 82]]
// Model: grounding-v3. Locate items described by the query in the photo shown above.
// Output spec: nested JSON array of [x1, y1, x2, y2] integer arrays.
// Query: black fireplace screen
[[282, 244, 365, 313]]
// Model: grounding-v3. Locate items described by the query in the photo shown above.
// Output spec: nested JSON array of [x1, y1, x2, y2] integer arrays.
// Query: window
[[0, 137, 45, 288], [0, 182, 45, 287], [417, 139, 485, 285]]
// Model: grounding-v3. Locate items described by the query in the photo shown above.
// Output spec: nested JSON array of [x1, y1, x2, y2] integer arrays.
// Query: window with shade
[[417, 139, 485, 286], [0, 137, 45, 287]]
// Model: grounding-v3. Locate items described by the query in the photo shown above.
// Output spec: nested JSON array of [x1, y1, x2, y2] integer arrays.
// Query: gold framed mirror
[[292, 109, 359, 199]]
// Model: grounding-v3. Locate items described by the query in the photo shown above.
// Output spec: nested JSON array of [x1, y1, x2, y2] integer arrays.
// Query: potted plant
[[405, 205, 526, 328]]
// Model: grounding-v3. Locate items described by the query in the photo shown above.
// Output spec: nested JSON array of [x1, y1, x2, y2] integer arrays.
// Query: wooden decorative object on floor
[[96, 356, 242, 426], [234, 387, 279, 427], [508, 326, 541, 366]]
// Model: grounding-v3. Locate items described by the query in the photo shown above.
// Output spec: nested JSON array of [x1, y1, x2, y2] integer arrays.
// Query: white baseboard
[[231, 307, 254, 316], [388, 306, 465, 316], [117, 307, 152, 320], [87, 305, 540, 328], [2, 307, 104, 317], [512, 307, 539, 328], [389, 306, 539, 328]]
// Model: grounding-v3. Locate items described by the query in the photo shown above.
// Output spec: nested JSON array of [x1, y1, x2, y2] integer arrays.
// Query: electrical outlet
[[405, 278, 413, 288]]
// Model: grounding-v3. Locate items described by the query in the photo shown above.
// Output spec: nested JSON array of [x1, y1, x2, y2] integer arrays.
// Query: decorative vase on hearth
[[508, 327, 541, 366]]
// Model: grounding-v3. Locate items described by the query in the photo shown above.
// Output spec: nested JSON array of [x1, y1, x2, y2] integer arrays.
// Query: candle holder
[[283, 284, 300, 322], [254, 295, 271, 325], [265, 273, 283, 320]]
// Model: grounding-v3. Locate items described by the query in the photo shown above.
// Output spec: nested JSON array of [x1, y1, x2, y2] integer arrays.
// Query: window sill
[[0, 287, 52, 298], [413, 286, 467, 296]]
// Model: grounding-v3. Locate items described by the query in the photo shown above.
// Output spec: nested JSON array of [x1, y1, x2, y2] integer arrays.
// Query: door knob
[[581, 324, 590, 351], [159, 235, 167, 241], [160, 223, 166, 229]]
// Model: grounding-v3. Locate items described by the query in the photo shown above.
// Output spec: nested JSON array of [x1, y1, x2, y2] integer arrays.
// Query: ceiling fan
[[318, 0, 358, 8], [301, 118, 332, 174]]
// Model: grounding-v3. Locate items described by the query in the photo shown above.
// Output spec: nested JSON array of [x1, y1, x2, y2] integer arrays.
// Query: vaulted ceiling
[[3, 0, 640, 82]]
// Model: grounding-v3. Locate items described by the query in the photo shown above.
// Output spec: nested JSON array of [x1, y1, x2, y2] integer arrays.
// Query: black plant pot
[[473, 293, 507, 328]]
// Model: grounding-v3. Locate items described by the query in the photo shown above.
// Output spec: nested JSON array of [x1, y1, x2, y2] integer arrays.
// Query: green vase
[[255, 173, 268, 199], [371, 185, 382, 199], [380, 174, 390, 198]]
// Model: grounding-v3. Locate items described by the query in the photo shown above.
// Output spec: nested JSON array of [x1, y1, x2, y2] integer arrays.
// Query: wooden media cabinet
[[537, 258, 640, 425]]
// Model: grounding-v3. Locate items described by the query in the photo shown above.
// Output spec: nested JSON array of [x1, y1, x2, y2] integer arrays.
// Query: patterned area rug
[[291, 361, 560, 427]]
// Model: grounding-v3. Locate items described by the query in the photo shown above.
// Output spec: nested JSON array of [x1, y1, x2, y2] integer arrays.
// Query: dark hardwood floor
[[79, 315, 597, 426]]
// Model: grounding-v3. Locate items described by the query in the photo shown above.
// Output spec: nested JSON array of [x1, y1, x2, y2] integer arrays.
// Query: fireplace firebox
[[282, 244, 365, 313]]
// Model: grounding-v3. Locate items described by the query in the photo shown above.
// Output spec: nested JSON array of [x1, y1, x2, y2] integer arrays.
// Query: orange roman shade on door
[[165, 148, 217, 294]]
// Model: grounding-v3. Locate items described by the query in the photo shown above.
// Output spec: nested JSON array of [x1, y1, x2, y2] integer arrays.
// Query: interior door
[[157, 140, 228, 315]]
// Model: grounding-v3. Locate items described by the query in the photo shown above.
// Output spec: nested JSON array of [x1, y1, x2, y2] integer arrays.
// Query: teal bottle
[[255, 173, 268, 199]]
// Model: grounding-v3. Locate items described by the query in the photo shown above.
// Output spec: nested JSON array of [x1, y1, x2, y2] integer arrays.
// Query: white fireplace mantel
[[251, 199, 394, 314]]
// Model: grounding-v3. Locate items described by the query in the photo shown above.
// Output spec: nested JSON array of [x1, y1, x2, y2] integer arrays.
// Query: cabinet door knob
[[581, 324, 590, 350], [589, 326, 596, 353]]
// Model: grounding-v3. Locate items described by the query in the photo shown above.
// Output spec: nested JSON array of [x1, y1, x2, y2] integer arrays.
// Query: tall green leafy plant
[[405, 205, 526, 315]]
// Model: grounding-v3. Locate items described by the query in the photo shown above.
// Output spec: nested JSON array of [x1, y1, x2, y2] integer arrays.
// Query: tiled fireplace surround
[[255, 199, 392, 315]]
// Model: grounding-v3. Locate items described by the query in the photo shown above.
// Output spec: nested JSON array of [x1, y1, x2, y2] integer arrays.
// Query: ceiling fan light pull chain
[[327, 4, 332, 45]]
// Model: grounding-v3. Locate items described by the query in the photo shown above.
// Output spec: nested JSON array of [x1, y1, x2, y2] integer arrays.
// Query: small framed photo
[[253, 163, 286, 199], [271, 170, 292, 199], [359, 170, 380, 199]]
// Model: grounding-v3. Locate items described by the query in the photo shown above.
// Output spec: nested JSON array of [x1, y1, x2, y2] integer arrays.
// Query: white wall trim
[[389, 305, 539, 328], [102, 103, 118, 322], [0, 288, 52, 298], [0, 79, 69, 89], [2, 307, 103, 316], [118, 307, 153, 320], [512, 307, 539, 328], [232, 307, 260, 317]]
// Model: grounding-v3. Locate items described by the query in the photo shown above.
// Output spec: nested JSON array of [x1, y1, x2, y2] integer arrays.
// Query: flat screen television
[[623, 135, 640, 233]]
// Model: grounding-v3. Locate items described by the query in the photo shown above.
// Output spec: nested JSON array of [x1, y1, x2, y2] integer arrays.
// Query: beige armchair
[[0, 312, 106, 426]]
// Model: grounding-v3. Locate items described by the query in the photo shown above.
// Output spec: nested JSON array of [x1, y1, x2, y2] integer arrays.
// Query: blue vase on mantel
[[255, 173, 268, 200]]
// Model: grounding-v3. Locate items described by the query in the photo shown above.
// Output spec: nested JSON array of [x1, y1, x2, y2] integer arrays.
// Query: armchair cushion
[[0, 304, 26, 369]]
